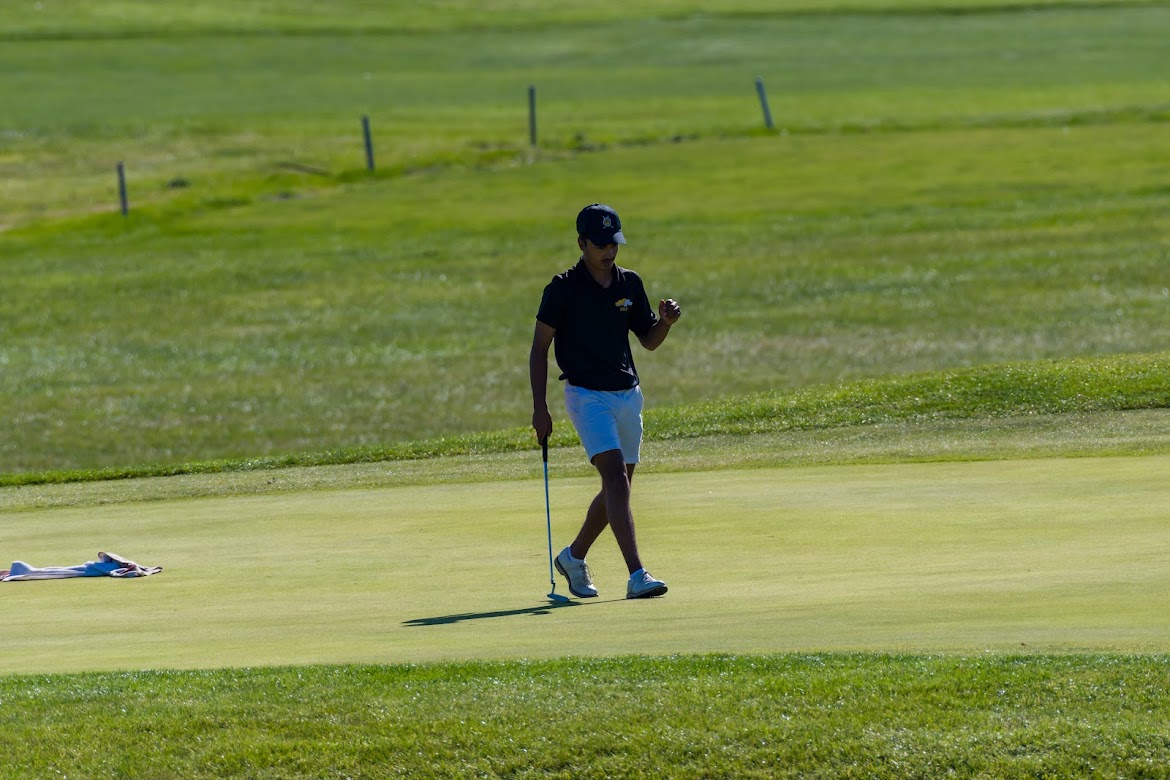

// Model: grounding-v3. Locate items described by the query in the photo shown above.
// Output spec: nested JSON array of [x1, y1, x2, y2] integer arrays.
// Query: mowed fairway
[[4, 452, 1169, 675]]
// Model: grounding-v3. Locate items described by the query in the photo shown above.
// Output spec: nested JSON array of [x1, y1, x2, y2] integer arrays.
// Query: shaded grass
[[3, 351, 1167, 487], [2, 655, 1168, 778]]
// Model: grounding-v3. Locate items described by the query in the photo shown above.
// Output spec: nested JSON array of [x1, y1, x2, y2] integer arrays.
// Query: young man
[[529, 203, 681, 599]]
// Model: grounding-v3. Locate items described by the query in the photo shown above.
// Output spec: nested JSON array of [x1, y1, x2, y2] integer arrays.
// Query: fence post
[[362, 115, 375, 172], [754, 76, 774, 130], [528, 85, 537, 147], [116, 162, 129, 216]]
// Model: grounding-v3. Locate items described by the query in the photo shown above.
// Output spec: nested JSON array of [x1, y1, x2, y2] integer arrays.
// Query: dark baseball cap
[[576, 203, 627, 246]]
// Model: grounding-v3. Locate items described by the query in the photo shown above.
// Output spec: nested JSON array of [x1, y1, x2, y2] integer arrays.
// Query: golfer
[[530, 203, 681, 599]]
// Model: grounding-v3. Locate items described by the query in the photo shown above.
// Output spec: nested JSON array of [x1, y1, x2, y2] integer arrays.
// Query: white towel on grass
[[0, 551, 162, 582]]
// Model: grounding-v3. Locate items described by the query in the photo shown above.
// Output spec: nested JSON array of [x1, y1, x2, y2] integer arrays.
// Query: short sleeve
[[627, 274, 657, 339], [536, 277, 565, 329]]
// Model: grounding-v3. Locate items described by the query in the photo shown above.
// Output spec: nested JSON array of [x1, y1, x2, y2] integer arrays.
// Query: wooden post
[[362, 115, 375, 171], [754, 76, 774, 130], [116, 162, 129, 216], [528, 85, 537, 147]]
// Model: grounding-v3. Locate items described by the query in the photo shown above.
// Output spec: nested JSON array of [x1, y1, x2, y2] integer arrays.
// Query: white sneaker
[[554, 547, 598, 598], [627, 569, 668, 599]]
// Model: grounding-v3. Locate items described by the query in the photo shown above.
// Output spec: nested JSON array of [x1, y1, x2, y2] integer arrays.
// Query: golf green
[[2, 454, 1167, 674]]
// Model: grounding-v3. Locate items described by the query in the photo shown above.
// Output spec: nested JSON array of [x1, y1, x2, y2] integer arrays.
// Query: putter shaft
[[542, 437, 557, 595]]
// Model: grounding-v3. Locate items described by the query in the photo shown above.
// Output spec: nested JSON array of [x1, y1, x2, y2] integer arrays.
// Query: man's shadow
[[403, 598, 617, 627]]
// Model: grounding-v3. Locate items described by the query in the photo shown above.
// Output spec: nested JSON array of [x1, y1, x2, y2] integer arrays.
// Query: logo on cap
[[577, 203, 627, 245]]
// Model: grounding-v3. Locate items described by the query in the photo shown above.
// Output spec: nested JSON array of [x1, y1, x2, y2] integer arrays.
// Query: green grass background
[[3, 0, 1157, 37], [6, 2, 1170, 775], [3, 2, 1170, 474], [6, 120, 1170, 471], [7, 5, 1170, 228]]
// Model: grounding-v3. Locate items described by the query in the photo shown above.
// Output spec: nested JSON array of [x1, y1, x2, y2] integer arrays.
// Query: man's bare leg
[[570, 449, 641, 574]]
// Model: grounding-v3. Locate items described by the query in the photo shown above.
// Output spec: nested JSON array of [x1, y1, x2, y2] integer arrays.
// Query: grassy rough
[[5, 5, 1170, 472], [654, 351, 1170, 437], [4, 351, 1167, 486], [7, 121, 1170, 471], [1, 655, 1168, 778]]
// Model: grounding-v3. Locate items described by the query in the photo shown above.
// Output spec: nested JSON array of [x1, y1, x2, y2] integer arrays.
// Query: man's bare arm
[[530, 320, 557, 441], [638, 298, 681, 351]]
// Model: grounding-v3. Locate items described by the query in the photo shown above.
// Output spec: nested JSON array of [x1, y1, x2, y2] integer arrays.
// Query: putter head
[[547, 591, 571, 604]]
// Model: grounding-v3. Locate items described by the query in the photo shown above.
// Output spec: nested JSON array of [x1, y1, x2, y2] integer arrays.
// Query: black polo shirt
[[536, 259, 657, 391]]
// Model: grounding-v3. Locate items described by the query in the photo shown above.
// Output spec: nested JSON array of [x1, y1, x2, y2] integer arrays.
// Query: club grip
[[541, 436, 548, 462]]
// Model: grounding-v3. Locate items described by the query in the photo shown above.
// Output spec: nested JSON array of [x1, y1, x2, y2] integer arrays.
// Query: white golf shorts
[[564, 383, 644, 463]]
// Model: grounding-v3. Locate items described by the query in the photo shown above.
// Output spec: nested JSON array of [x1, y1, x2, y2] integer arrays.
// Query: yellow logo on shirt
[[614, 298, 632, 311]]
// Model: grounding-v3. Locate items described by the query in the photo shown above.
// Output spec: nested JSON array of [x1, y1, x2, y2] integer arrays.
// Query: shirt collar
[[575, 257, 621, 287]]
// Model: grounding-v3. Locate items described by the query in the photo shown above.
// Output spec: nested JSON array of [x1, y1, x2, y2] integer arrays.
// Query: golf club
[[542, 436, 570, 603]]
